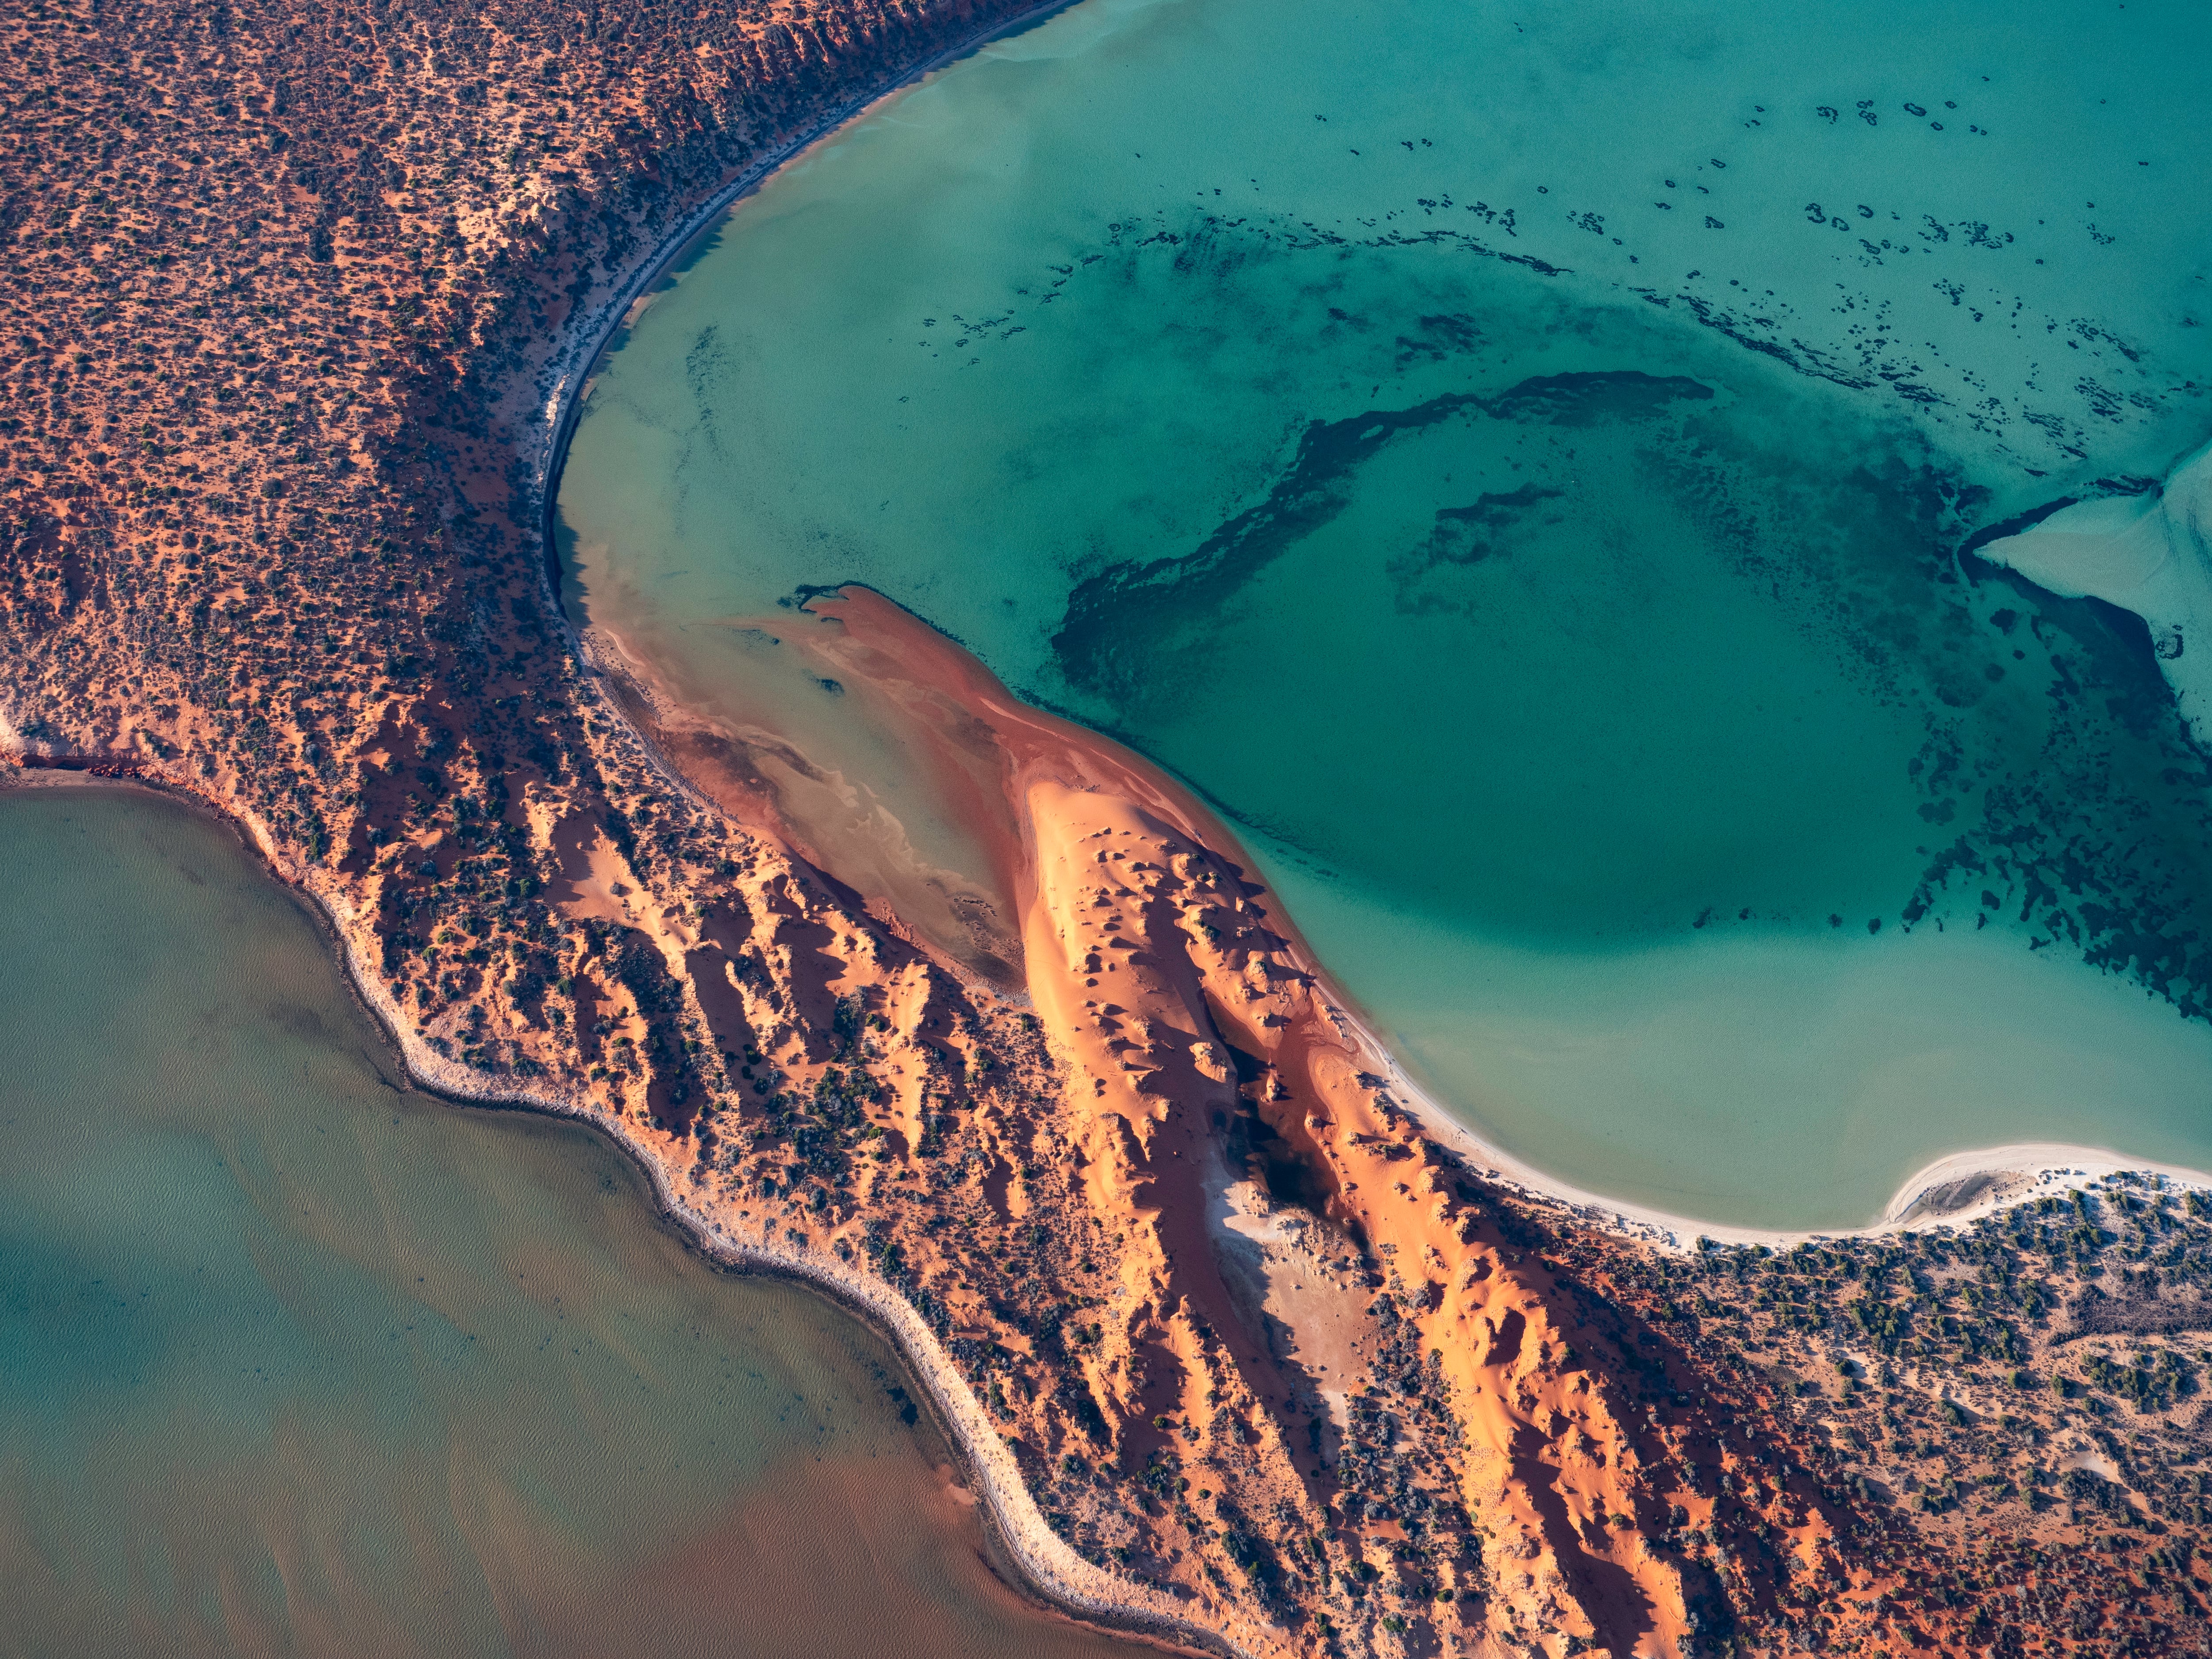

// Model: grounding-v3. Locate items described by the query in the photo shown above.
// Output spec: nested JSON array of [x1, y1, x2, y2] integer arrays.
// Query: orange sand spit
[[12, 2, 2205, 1648], [759, 587, 1870, 1653]]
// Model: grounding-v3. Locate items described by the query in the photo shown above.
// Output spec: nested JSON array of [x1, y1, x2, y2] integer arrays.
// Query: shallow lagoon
[[559, 0, 2212, 1225], [0, 788, 1127, 1659]]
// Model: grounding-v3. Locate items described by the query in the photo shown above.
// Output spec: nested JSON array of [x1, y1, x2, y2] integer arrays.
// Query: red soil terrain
[[4, 3, 2210, 1655]]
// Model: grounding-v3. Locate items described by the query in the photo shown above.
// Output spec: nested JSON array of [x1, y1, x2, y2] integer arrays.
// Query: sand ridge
[[9, 2, 2212, 1652], [647, 586, 1953, 1652]]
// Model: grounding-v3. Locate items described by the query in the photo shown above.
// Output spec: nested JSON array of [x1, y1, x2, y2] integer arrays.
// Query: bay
[[558, 0, 2212, 1225]]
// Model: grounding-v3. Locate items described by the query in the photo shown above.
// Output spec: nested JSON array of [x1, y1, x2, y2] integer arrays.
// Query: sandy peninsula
[[9, 1, 2212, 1655]]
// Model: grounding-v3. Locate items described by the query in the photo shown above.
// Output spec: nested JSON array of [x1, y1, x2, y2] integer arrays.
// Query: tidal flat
[[0, 787, 1130, 1659], [558, 0, 2212, 1226]]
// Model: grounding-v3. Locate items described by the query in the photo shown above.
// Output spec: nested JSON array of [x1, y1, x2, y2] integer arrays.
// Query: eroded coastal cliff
[[6, 2, 2212, 1655]]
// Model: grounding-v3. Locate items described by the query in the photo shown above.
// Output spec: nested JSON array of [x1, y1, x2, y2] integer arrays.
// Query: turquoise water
[[558, 0, 2212, 1226], [0, 788, 1127, 1659]]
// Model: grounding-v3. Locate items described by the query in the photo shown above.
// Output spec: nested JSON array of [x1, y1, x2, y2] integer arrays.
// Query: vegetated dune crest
[[9, 0, 2212, 1649]]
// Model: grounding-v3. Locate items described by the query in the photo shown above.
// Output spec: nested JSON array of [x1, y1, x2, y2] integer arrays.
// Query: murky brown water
[[0, 786, 1133, 1659]]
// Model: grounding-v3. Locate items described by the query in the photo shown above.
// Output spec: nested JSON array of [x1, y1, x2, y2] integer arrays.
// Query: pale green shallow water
[[0, 788, 1126, 1659], [558, 0, 2212, 1227]]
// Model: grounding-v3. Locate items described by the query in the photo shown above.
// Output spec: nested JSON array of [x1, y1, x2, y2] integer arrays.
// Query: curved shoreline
[[1267, 931, 2212, 1251], [40, 0, 2184, 1640], [522, 72, 2212, 1260], [528, 0, 1088, 582], [17, 0, 2212, 1647], [341, 964, 1257, 1655], [492, 26, 1274, 1647], [5, 15, 1257, 1646], [0, 763, 1248, 1659], [802, 601, 2212, 1250], [542, 561, 2212, 1254]]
